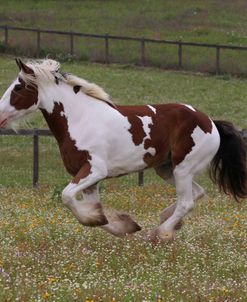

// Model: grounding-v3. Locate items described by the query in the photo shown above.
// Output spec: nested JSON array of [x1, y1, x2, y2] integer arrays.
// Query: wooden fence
[[1, 25, 247, 74], [0, 128, 246, 187], [0, 128, 144, 187]]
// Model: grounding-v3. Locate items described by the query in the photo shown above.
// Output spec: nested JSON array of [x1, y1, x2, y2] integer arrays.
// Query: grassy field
[[1, 0, 247, 45], [0, 186, 246, 301], [1, 1, 247, 74], [0, 54, 247, 301]]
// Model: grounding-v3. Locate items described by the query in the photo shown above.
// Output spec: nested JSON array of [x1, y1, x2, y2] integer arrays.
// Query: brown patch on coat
[[72, 161, 92, 184], [117, 105, 155, 146], [41, 102, 92, 179], [10, 77, 38, 110], [117, 103, 212, 168]]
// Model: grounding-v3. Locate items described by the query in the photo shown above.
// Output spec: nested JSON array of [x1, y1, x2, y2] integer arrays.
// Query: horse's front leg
[[62, 164, 108, 226], [62, 162, 141, 237]]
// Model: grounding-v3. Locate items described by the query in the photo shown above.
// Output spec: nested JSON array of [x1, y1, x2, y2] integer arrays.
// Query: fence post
[[36, 29, 41, 58], [216, 46, 220, 74], [4, 25, 8, 50], [178, 41, 182, 69], [138, 171, 144, 186], [70, 32, 74, 57], [105, 33, 109, 64], [33, 129, 39, 187], [141, 37, 145, 66]]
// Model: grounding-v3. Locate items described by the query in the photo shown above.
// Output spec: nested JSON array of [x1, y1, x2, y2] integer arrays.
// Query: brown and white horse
[[0, 59, 246, 243]]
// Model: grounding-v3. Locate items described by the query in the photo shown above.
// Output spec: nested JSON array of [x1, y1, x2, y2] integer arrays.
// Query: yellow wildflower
[[43, 292, 50, 299]]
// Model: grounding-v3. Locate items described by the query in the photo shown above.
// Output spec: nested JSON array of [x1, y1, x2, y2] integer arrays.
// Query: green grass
[[0, 56, 246, 301], [1, 1, 247, 74], [0, 185, 246, 301], [0, 3, 247, 301], [1, 0, 247, 45]]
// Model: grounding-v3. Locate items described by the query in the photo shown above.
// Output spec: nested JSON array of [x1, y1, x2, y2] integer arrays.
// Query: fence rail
[[1, 25, 247, 74], [0, 128, 246, 188], [0, 128, 144, 187]]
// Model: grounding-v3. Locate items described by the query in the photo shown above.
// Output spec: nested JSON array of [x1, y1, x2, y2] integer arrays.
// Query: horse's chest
[[59, 138, 91, 176]]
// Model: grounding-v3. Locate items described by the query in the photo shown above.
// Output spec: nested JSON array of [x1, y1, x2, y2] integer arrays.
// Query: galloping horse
[[0, 59, 246, 243]]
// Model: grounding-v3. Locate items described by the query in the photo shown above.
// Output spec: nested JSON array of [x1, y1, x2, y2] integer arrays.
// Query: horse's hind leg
[[155, 164, 205, 226], [149, 127, 219, 244], [149, 164, 195, 243]]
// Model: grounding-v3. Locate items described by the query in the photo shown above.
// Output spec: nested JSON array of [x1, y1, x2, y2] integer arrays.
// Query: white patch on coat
[[174, 122, 220, 175], [182, 104, 196, 112], [38, 82, 155, 177], [137, 116, 152, 140], [147, 105, 156, 114], [137, 115, 156, 156], [159, 121, 220, 233]]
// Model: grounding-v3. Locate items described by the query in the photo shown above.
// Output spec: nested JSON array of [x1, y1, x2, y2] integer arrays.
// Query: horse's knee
[[61, 188, 73, 206]]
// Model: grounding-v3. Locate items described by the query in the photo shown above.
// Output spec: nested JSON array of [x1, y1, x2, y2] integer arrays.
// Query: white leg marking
[[150, 123, 220, 242], [62, 163, 108, 226]]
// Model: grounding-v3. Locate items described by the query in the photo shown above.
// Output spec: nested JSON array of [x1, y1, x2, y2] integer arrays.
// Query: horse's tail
[[210, 120, 247, 201]]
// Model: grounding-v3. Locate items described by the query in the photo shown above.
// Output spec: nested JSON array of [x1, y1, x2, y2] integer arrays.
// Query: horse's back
[[116, 103, 219, 171]]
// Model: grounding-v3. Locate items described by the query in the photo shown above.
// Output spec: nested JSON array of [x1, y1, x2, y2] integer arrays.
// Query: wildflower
[[221, 286, 229, 293], [156, 294, 162, 302], [47, 276, 56, 284], [96, 258, 101, 268], [43, 292, 50, 299]]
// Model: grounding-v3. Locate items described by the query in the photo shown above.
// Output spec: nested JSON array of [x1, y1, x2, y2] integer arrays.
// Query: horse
[[0, 58, 246, 243]]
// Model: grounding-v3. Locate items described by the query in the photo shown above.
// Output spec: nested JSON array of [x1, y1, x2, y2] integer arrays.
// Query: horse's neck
[[39, 84, 108, 143], [40, 102, 69, 143]]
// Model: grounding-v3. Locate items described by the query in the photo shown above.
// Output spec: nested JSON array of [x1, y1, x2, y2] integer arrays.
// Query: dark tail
[[210, 120, 247, 201]]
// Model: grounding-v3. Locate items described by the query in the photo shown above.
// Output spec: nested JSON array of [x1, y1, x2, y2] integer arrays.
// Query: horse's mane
[[22, 59, 114, 106]]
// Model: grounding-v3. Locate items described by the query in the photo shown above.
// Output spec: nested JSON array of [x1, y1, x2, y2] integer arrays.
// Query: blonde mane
[[21, 59, 114, 106]]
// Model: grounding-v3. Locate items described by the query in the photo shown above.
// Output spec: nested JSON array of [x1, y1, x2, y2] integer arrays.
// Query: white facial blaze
[[0, 78, 21, 127], [0, 78, 18, 110]]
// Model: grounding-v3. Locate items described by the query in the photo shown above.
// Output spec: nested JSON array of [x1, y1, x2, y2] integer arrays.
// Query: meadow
[[1, 1, 247, 74], [0, 54, 246, 301], [1, 0, 247, 45]]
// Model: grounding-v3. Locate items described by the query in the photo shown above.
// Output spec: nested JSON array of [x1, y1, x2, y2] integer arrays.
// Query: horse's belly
[[106, 143, 155, 177]]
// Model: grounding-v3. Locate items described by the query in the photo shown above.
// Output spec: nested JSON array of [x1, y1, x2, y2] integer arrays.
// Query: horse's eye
[[14, 84, 22, 91]]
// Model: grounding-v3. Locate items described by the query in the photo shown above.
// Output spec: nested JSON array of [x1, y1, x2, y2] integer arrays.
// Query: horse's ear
[[15, 58, 22, 71], [15, 58, 34, 75]]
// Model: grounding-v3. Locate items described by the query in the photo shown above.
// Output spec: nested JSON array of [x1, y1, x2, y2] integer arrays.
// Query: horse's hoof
[[159, 230, 175, 242], [101, 211, 141, 237], [145, 228, 175, 246], [76, 202, 108, 227], [79, 214, 108, 227]]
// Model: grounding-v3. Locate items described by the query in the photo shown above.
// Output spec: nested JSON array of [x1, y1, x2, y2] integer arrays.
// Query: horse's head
[[0, 59, 39, 128]]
